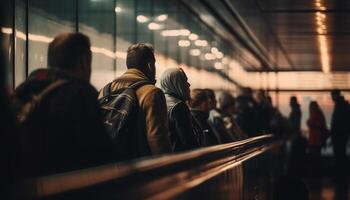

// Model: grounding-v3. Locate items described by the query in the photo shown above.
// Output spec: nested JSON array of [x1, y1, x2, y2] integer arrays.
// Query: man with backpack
[[12, 33, 114, 176], [99, 43, 171, 160]]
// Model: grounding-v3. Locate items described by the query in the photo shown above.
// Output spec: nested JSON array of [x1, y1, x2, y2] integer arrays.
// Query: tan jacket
[[99, 68, 171, 155]]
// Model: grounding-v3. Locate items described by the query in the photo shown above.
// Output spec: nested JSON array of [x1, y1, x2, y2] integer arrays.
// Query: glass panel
[[136, 0, 152, 44], [28, 0, 75, 73], [1, 0, 14, 92], [116, 0, 136, 76], [15, 0, 27, 87], [79, 0, 115, 90]]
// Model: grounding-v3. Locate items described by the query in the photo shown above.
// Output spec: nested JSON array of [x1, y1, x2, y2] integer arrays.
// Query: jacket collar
[[117, 68, 155, 84]]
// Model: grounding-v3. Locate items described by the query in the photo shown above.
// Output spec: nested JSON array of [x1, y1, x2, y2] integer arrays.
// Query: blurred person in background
[[207, 89, 235, 143], [254, 90, 273, 134], [289, 96, 302, 138], [235, 87, 257, 137], [307, 101, 328, 157], [190, 89, 220, 146], [217, 91, 247, 140], [330, 89, 350, 189]]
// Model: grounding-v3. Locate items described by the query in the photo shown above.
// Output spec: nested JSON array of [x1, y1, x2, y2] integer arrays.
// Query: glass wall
[[15, 0, 27, 87], [5, 0, 240, 91], [28, 0, 76, 73]]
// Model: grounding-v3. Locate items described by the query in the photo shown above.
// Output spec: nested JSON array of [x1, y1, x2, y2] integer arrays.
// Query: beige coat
[[99, 68, 171, 155]]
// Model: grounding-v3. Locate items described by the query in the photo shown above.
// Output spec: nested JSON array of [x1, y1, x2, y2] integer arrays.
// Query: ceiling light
[[211, 47, 219, 54], [137, 15, 149, 23], [222, 57, 229, 64], [316, 12, 326, 18], [194, 40, 208, 47], [160, 29, 190, 36], [215, 52, 224, 59], [179, 29, 191, 36], [317, 28, 327, 34], [190, 49, 201, 56], [156, 14, 168, 22], [204, 53, 215, 60], [178, 40, 190, 47], [148, 22, 163, 30], [115, 6, 122, 13], [189, 33, 199, 40], [214, 62, 224, 70]]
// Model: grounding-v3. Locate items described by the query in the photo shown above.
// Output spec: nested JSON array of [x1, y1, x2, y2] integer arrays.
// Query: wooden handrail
[[20, 134, 281, 199]]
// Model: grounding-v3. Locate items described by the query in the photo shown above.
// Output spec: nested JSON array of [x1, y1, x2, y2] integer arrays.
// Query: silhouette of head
[[290, 96, 299, 108], [204, 89, 216, 110], [126, 43, 156, 83], [48, 32, 92, 82], [190, 89, 211, 112], [331, 89, 341, 102]]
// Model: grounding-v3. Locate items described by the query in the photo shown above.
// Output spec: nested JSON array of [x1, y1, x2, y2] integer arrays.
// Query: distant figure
[[99, 43, 171, 157], [289, 96, 302, 137], [160, 68, 200, 152], [235, 87, 257, 136], [12, 33, 114, 176], [190, 89, 220, 146], [307, 101, 328, 157], [217, 91, 247, 140], [254, 90, 273, 134], [330, 89, 350, 184], [207, 90, 235, 143]]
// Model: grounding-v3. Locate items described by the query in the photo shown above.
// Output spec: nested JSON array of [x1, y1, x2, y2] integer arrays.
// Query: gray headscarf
[[160, 68, 190, 101]]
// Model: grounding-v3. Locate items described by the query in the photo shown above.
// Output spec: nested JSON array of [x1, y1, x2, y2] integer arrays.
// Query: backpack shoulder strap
[[17, 79, 68, 123], [103, 82, 113, 96], [128, 80, 152, 90]]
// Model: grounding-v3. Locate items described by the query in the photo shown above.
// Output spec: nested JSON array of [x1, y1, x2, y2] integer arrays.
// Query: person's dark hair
[[331, 89, 341, 98], [190, 89, 208, 108], [204, 89, 215, 102], [126, 43, 154, 69], [48, 32, 91, 70], [290, 96, 299, 107], [217, 91, 235, 111]]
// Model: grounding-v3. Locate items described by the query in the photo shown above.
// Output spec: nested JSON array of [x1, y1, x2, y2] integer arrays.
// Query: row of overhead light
[[114, 6, 227, 70], [136, 13, 226, 65], [315, 0, 330, 73]]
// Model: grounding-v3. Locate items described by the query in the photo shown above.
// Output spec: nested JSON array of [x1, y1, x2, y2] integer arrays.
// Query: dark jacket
[[289, 105, 302, 134], [13, 68, 114, 176], [191, 109, 220, 146], [208, 109, 236, 143], [331, 96, 350, 137], [99, 68, 171, 155], [165, 94, 200, 152]]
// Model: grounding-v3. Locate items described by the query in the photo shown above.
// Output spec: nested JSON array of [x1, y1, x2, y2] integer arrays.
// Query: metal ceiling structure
[[258, 0, 350, 72], [185, 0, 350, 73]]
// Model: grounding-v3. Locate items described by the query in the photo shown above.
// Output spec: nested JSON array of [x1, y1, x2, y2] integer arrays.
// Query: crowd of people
[[1, 32, 349, 198], [2, 32, 291, 178]]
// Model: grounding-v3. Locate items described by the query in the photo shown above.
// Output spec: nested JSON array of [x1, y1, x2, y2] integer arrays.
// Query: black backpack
[[98, 80, 151, 161]]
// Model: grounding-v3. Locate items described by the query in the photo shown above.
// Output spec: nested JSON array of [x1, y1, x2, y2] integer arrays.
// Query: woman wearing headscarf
[[160, 68, 200, 152]]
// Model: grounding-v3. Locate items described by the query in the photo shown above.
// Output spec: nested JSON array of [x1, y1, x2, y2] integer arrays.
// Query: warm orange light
[[315, 0, 330, 73], [317, 28, 326, 34]]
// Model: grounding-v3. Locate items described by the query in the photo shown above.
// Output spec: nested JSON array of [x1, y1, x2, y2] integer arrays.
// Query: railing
[[18, 134, 283, 200]]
